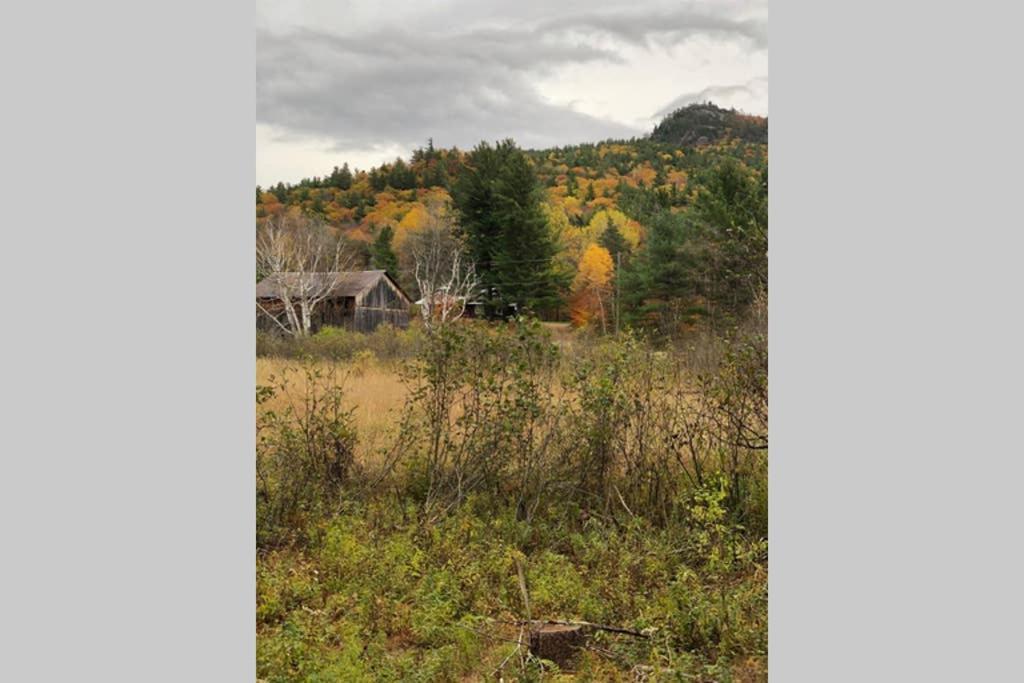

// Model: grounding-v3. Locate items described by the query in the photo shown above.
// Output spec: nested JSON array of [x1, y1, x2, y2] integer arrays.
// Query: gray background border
[[1, 1, 254, 680], [770, 0, 1022, 679]]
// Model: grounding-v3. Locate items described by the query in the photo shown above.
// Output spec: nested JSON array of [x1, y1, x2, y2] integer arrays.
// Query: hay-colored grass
[[257, 356, 409, 463]]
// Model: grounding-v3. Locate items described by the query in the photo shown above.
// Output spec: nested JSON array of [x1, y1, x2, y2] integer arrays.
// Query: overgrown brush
[[257, 495, 766, 681], [257, 322, 425, 363], [399, 318, 563, 520], [256, 362, 358, 547], [256, 315, 768, 680]]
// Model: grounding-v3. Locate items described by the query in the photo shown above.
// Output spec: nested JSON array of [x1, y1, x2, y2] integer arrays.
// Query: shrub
[[257, 324, 425, 363], [257, 361, 358, 546], [398, 319, 563, 515]]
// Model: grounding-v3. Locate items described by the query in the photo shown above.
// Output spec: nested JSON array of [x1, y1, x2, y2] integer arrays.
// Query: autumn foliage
[[256, 102, 767, 324], [570, 244, 614, 330]]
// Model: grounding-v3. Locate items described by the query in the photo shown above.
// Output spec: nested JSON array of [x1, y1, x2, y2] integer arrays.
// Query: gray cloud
[[654, 78, 769, 118], [539, 7, 767, 50], [257, 1, 766, 179], [257, 26, 638, 155]]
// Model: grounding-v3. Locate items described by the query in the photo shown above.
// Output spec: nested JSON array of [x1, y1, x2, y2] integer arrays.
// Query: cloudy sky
[[256, 0, 767, 187]]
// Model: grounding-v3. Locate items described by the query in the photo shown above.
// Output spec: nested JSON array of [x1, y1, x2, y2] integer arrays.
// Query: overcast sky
[[256, 0, 767, 187]]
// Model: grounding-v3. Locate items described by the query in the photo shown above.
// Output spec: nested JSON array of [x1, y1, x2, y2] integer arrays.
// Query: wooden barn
[[256, 270, 412, 333]]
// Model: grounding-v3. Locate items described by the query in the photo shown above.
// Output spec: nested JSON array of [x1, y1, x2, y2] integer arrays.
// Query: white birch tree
[[408, 201, 479, 332], [256, 211, 354, 337]]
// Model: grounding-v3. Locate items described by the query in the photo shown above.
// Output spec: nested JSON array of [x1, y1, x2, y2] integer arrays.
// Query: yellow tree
[[396, 202, 429, 248], [585, 208, 642, 250], [570, 244, 614, 332]]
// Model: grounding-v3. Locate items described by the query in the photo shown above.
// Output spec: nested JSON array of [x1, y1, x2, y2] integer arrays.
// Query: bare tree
[[408, 201, 479, 332], [256, 211, 354, 337]]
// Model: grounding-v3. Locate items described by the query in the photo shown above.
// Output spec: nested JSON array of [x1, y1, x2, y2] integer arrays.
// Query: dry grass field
[[257, 356, 408, 461]]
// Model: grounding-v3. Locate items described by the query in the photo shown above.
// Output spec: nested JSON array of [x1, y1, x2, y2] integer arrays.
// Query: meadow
[[257, 357, 407, 465], [256, 319, 767, 682]]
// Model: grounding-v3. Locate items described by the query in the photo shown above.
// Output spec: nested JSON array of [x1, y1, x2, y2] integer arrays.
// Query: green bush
[[257, 361, 358, 547]]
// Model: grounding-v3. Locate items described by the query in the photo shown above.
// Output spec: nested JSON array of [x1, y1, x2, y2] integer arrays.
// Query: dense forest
[[256, 102, 767, 336]]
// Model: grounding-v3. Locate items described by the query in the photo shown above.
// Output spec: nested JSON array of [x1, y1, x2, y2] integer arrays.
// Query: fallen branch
[[517, 618, 650, 639], [514, 555, 532, 623], [613, 485, 637, 519], [491, 624, 525, 681]]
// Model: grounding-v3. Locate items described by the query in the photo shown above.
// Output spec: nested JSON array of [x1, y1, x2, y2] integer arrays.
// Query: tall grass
[[257, 323, 424, 363]]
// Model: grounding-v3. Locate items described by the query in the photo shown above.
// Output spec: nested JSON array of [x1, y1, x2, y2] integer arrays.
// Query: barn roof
[[256, 270, 411, 303]]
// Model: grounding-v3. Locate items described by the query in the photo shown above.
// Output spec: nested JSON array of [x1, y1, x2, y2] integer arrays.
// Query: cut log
[[528, 623, 587, 668]]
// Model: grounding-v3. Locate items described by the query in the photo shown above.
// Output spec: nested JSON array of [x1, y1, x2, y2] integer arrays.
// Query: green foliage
[[690, 157, 768, 317], [619, 155, 768, 336], [597, 213, 631, 265], [328, 162, 353, 190], [620, 210, 704, 335], [257, 324, 424, 363], [369, 224, 400, 275], [387, 157, 417, 190], [257, 496, 767, 681], [451, 140, 568, 316]]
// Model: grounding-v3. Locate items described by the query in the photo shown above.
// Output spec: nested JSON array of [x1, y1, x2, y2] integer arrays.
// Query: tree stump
[[528, 623, 588, 668]]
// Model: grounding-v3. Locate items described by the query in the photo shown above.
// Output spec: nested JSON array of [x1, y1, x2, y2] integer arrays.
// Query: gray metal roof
[[256, 270, 406, 301]]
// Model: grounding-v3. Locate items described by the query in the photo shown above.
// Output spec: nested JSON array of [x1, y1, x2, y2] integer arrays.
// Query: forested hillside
[[256, 102, 767, 335], [650, 101, 767, 146]]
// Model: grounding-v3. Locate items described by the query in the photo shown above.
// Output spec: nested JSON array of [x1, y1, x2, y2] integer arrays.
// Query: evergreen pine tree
[[310, 195, 325, 217], [620, 211, 700, 331], [369, 225, 399, 275], [566, 170, 578, 197], [598, 217, 630, 264], [388, 158, 416, 190], [452, 139, 566, 316], [336, 163, 353, 190], [437, 160, 450, 189], [654, 167, 667, 186], [369, 168, 387, 192], [690, 158, 768, 316]]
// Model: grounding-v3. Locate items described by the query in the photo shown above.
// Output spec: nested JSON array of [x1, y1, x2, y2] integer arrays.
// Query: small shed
[[256, 270, 412, 333], [413, 292, 485, 321]]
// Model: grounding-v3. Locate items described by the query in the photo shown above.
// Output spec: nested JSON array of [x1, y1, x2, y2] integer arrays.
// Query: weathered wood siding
[[256, 272, 411, 335], [318, 297, 355, 328], [257, 297, 354, 333], [352, 276, 410, 332], [256, 299, 287, 333]]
